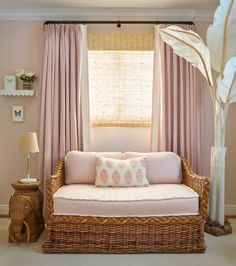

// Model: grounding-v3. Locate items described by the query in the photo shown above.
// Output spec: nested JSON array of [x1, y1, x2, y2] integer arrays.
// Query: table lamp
[[19, 132, 39, 183]]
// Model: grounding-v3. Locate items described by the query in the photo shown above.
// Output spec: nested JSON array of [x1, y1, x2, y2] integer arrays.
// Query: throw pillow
[[95, 156, 149, 187]]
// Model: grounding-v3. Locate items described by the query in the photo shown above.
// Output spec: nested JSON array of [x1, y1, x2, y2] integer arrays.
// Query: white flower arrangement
[[16, 69, 37, 83]]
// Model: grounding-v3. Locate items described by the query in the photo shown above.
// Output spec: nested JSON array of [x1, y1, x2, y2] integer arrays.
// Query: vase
[[23, 82, 31, 90]]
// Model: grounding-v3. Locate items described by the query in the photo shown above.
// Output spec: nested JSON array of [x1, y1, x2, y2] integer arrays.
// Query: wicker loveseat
[[43, 151, 210, 253]]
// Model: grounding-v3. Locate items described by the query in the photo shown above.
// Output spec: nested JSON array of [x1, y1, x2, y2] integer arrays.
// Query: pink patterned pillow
[[95, 156, 149, 187]]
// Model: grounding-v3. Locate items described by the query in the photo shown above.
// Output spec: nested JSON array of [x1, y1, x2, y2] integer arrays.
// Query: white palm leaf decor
[[218, 57, 236, 104], [207, 0, 236, 74], [159, 26, 213, 87], [160, 0, 236, 233]]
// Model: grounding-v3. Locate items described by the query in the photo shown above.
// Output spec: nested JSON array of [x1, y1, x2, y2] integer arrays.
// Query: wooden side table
[[9, 181, 44, 243]]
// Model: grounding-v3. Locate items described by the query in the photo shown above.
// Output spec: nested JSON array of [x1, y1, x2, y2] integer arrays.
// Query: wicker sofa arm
[[181, 157, 210, 220], [45, 158, 65, 222]]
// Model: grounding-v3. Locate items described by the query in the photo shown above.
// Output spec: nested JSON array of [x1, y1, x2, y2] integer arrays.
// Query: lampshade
[[19, 132, 39, 153]]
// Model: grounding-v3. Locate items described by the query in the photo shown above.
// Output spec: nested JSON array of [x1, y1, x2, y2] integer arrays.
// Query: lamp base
[[20, 178, 37, 183]]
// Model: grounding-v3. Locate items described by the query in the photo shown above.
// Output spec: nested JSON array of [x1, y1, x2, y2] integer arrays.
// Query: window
[[88, 33, 154, 127]]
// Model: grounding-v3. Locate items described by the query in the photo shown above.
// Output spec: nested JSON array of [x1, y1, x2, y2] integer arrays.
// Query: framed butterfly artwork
[[12, 105, 24, 122], [4, 75, 16, 91]]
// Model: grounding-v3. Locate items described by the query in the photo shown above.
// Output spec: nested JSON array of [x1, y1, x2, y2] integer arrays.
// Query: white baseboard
[[0, 204, 9, 216], [225, 205, 236, 216], [0, 203, 236, 216]]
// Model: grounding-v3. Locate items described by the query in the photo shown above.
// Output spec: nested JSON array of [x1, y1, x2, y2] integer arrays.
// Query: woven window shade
[[89, 33, 153, 127], [88, 33, 154, 51]]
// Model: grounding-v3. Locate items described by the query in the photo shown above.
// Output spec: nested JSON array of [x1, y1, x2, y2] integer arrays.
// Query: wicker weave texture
[[9, 181, 44, 243], [43, 157, 210, 253]]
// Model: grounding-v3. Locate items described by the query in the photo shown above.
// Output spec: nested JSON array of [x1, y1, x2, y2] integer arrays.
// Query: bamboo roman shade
[[88, 33, 154, 51], [88, 33, 154, 127]]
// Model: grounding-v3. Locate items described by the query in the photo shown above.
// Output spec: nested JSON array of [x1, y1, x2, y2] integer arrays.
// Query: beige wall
[[0, 21, 42, 205], [0, 20, 235, 209]]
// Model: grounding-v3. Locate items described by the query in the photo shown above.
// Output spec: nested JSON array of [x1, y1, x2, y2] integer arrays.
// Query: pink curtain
[[39, 24, 90, 184], [151, 25, 202, 173]]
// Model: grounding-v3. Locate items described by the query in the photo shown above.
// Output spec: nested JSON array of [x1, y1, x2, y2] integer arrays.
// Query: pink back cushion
[[122, 152, 181, 184], [65, 151, 122, 184]]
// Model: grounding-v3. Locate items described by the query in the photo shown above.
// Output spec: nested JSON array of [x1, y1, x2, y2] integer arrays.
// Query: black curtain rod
[[44, 20, 194, 27]]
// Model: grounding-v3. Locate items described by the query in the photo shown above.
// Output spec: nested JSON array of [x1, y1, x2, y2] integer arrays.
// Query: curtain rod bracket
[[117, 21, 121, 28]]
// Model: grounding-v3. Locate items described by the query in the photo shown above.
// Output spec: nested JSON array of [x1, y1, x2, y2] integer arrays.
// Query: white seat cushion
[[53, 184, 199, 217]]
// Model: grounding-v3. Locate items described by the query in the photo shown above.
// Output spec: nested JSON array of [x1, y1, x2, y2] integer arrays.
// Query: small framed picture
[[4, 75, 16, 91], [12, 106, 24, 122]]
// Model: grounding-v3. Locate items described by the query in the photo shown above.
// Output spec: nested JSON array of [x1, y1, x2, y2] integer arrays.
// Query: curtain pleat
[[151, 25, 202, 173], [39, 24, 90, 190]]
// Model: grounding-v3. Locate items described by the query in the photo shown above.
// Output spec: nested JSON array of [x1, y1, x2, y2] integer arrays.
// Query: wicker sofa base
[[43, 215, 206, 253]]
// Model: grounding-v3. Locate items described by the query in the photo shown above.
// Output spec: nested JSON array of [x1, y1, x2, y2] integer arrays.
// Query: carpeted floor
[[0, 218, 236, 266]]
